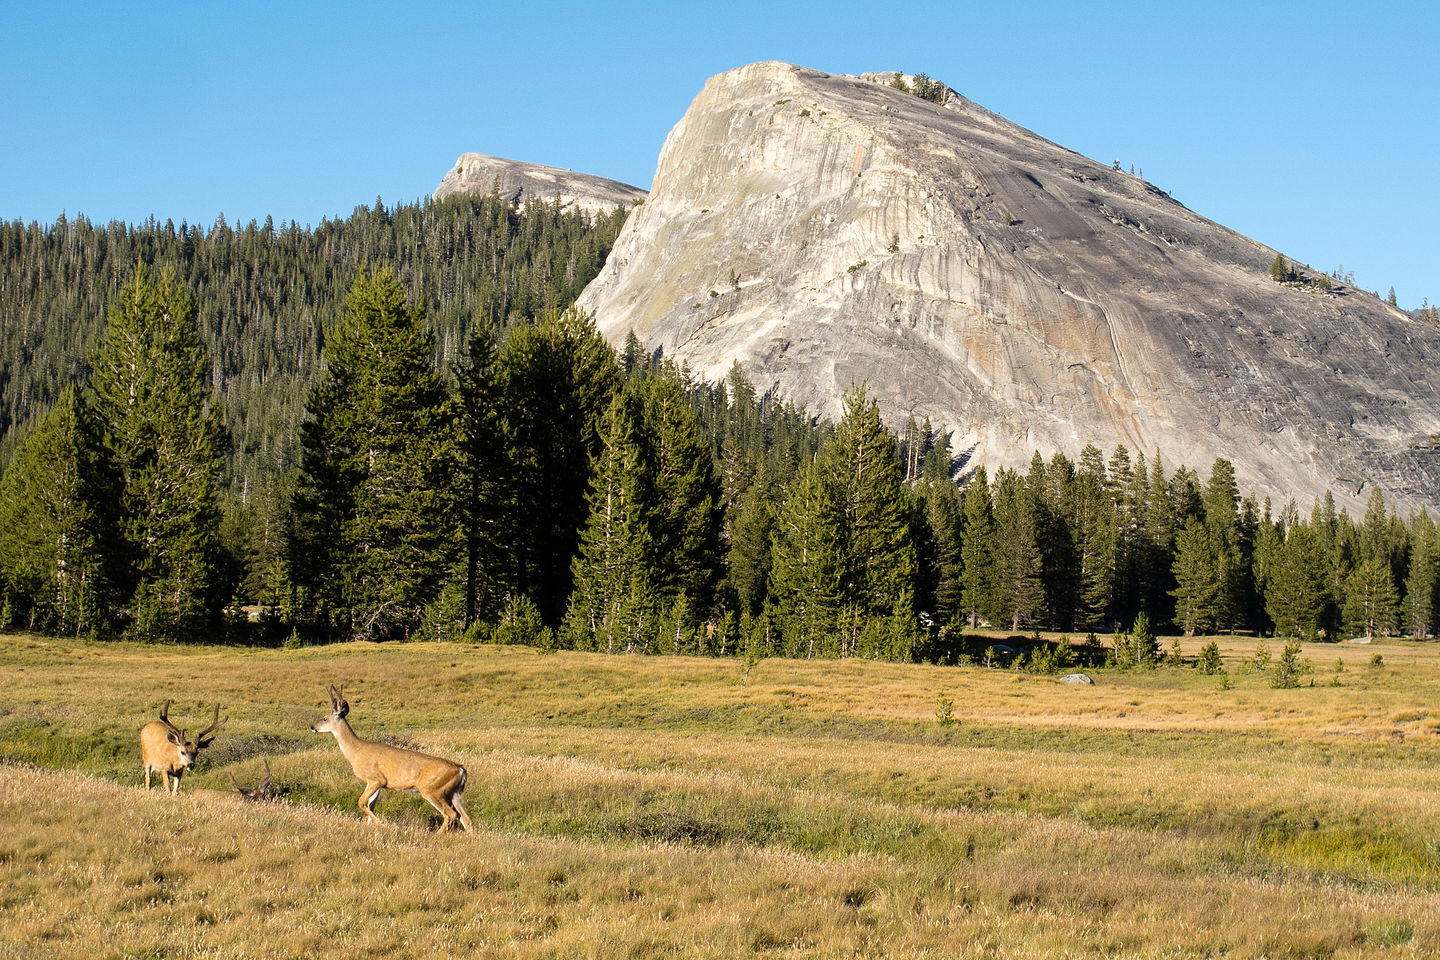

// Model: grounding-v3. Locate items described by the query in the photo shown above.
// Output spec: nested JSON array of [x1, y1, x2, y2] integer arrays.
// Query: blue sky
[[4, 1, 1436, 306]]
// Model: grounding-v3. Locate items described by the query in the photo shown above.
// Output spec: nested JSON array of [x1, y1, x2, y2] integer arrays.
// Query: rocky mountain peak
[[577, 62, 1440, 513], [434, 153, 646, 217]]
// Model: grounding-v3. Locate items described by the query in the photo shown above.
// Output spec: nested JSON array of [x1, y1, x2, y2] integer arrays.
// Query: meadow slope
[[2, 634, 1439, 958]]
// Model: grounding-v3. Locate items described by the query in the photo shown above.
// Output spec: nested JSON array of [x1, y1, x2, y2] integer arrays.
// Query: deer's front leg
[[358, 782, 383, 823]]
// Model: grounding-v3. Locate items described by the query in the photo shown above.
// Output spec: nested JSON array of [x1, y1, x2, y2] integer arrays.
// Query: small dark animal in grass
[[310, 683, 472, 832], [140, 700, 226, 793], [190, 758, 275, 803]]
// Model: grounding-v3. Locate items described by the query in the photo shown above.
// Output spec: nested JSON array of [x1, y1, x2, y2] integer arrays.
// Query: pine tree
[[1202, 458, 1247, 629], [768, 462, 842, 659], [1266, 521, 1330, 640], [498, 308, 621, 626], [1269, 254, 1290, 283], [993, 468, 1046, 631], [454, 317, 511, 627], [0, 387, 119, 635], [768, 385, 916, 659], [1342, 556, 1398, 639], [1170, 516, 1219, 635], [725, 463, 778, 617], [87, 265, 228, 639], [1404, 510, 1438, 638], [916, 476, 965, 628], [1072, 445, 1116, 629], [291, 267, 458, 640], [564, 391, 659, 652], [960, 467, 998, 628], [640, 372, 724, 615]]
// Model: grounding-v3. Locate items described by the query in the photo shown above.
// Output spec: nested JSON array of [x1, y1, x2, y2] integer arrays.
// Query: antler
[[157, 699, 184, 737], [258, 758, 273, 798], [196, 703, 227, 743], [227, 771, 243, 793]]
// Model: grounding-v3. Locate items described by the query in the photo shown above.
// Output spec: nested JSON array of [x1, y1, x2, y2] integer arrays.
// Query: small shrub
[[1198, 641, 1223, 675], [1271, 638, 1303, 689], [935, 692, 956, 727], [1250, 640, 1272, 673], [847, 259, 868, 273], [281, 628, 304, 650], [1370, 652, 1384, 667], [1133, 613, 1158, 667]]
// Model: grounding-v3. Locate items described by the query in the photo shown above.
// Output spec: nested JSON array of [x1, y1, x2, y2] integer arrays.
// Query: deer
[[140, 700, 226, 793], [310, 683, 472, 833], [190, 759, 275, 803]]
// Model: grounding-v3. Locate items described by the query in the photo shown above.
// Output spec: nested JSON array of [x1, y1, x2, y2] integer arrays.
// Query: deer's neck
[[329, 719, 370, 768]]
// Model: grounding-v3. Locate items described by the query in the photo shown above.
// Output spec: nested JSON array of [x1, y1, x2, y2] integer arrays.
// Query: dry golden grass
[[2, 632, 1439, 957]]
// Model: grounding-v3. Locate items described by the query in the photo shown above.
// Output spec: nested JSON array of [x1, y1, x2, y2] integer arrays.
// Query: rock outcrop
[[578, 62, 1440, 513], [434, 153, 646, 217]]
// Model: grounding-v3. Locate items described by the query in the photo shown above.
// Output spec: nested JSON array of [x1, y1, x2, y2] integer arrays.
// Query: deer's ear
[[167, 730, 183, 746], [198, 736, 216, 748], [337, 700, 350, 718]]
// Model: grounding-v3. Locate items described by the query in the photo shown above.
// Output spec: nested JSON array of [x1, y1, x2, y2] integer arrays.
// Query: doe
[[310, 683, 472, 832]]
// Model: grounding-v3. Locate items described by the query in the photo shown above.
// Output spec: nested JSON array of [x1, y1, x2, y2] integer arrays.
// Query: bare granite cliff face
[[434, 153, 646, 217], [578, 61, 1440, 512]]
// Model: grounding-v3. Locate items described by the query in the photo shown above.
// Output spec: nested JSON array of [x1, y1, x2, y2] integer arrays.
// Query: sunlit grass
[[2, 631, 1439, 956]]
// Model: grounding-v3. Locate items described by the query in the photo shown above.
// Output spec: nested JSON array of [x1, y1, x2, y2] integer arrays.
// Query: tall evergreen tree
[[993, 468, 1046, 630], [1171, 516, 1219, 635], [725, 462, 778, 617], [640, 372, 725, 615], [0, 387, 119, 635], [291, 267, 458, 640], [564, 391, 659, 652], [87, 266, 228, 639], [1072, 444, 1115, 629], [1403, 510, 1438, 637], [1202, 458, 1247, 630], [454, 317, 510, 627], [1266, 521, 1330, 640], [960, 467, 999, 628], [767, 460, 842, 659], [768, 385, 916, 659], [1343, 556, 1399, 639], [498, 308, 621, 626], [916, 475, 966, 628]]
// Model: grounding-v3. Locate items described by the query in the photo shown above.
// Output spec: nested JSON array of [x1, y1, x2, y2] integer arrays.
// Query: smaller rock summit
[[434, 153, 646, 217]]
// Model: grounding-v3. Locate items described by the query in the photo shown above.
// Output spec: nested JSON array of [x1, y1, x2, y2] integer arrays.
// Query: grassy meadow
[[2, 632, 1439, 958]]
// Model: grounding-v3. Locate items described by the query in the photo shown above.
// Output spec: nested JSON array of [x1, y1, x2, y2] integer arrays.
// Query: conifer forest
[[1, 197, 1436, 658]]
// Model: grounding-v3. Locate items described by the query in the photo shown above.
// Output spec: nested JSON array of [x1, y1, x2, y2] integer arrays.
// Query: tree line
[[0, 213, 1436, 653]]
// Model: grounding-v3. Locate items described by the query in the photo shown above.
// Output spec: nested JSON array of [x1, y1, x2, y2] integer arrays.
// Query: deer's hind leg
[[419, 787, 458, 832]]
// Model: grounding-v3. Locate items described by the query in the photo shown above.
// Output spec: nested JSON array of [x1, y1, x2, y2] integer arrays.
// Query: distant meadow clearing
[[2, 634, 1439, 958]]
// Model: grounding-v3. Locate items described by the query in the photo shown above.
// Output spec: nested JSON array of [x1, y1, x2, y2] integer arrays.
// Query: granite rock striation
[[578, 62, 1440, 512], [434, 153, 646, 217]]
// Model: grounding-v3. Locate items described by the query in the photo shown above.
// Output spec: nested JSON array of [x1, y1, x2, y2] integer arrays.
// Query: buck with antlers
[[140, 700, 226, 793], [191, 759, 275, 803], [310, 683, 472, 832]]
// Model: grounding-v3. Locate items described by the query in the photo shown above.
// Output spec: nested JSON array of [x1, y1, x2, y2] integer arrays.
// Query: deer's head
[[156, 700, 227, 769], [311, 683, 350, 734]]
